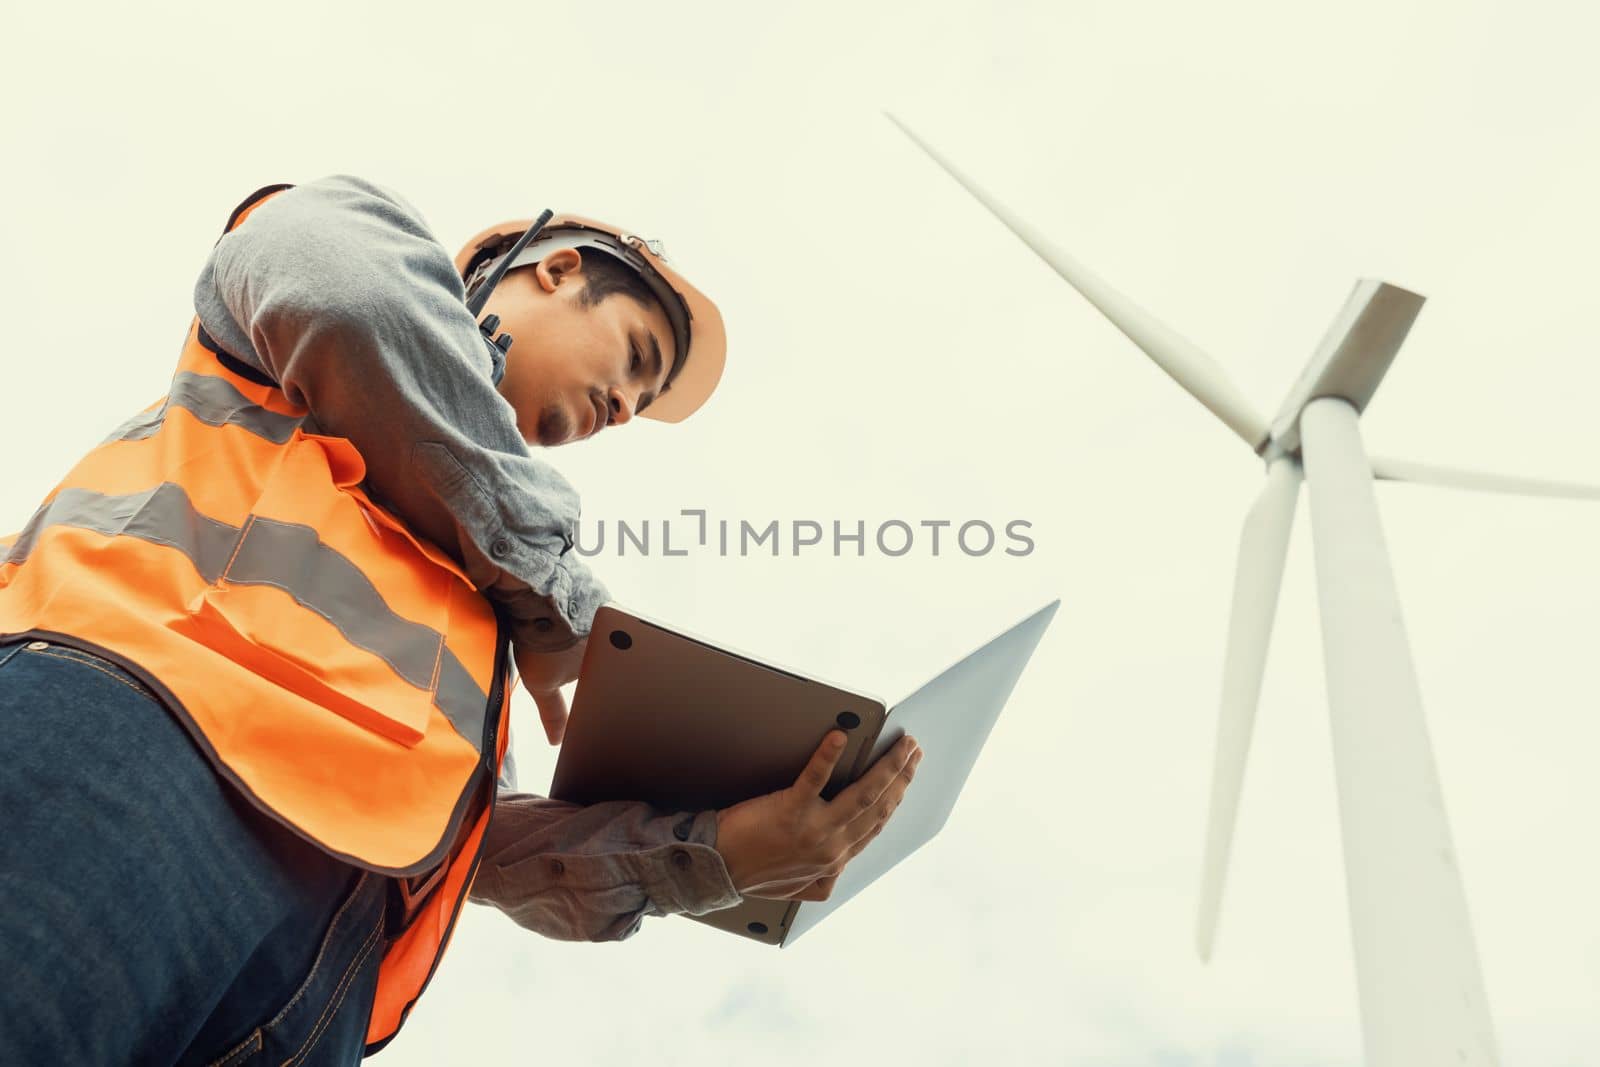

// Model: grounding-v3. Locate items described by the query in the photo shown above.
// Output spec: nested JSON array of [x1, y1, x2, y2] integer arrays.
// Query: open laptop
[[550, 599, 1059, 946]]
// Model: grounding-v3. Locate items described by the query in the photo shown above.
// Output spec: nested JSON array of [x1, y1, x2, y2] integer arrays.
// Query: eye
[[628, 341, 642, 375]]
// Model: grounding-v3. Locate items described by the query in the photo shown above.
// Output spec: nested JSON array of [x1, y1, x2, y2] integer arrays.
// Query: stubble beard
[[535, 404, 574, 447]]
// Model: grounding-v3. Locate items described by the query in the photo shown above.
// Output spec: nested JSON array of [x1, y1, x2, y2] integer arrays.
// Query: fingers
[[842, 747, 920, 844], [791, 730, 849, 797], [748, 733, 920, 903], [791, 876, 837, 902], [831, 735, 919, 828], [752, 797, 903, 903], [513, 639, 587, 700], [532, 687, 569, 746], [848, 787, 900, 857], [749, 874, 838, 903]]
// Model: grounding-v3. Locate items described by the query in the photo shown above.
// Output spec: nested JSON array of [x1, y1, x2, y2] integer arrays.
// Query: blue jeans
[[0, 637, 388, 1065]]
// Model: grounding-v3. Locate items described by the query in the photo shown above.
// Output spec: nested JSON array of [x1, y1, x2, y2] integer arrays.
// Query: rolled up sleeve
[[192, 174, 608, 649], [469, 794, 741, 942]]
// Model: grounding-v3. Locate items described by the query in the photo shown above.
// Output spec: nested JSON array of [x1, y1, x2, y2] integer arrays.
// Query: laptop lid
[[782, 599, 1060, 946]]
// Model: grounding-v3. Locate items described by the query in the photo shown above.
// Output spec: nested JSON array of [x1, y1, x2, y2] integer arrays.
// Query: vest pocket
[[173, 433, 462, 750], [184, 586, 435, 748]]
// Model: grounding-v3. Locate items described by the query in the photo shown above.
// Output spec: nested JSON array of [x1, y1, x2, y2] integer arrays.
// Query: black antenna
[[466, 208, 555, 317]]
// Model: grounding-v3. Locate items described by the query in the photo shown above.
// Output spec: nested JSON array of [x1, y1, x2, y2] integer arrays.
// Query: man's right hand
[[714, 731, 922, 902]]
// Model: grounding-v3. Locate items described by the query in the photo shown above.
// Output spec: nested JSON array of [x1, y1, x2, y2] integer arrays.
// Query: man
[[0, 176, 920, 1064]]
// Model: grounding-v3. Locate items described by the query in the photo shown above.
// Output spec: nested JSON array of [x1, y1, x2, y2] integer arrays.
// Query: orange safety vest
[[0, 185, 511, 1051]]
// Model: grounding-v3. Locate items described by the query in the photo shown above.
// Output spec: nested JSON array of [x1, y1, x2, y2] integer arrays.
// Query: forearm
[[468, 793, 740, 942]]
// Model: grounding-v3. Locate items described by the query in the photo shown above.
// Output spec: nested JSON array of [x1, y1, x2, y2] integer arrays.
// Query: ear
[[533, 248, 583, 294]]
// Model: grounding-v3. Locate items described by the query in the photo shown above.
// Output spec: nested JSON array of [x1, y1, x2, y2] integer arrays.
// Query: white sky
[[4, 1, 1598, 1063]]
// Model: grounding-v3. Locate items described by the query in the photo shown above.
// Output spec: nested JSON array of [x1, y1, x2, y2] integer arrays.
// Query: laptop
[[550, 599, 1060, 946]]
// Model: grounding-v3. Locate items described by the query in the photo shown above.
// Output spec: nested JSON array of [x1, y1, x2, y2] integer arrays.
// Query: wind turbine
[[887, 113, 1600, 1067]]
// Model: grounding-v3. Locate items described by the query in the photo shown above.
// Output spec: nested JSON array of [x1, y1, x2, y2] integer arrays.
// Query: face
[[482, 248, 677, 448]]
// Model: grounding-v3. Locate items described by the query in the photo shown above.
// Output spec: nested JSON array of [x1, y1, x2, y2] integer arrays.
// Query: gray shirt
[[193, 175, 740, 940]]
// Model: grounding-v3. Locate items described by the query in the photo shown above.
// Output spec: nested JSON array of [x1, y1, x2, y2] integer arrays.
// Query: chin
[[533, 403, 580, 447]]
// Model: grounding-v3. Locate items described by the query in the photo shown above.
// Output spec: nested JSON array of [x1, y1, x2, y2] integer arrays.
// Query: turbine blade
[[886, 112, 1270, 450], [1197, 457, 1301, 962], [1372, 456, 1600, 501], [1301, 399, 1500, 1065]]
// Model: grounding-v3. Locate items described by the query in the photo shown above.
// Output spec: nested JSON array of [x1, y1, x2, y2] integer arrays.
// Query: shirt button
[[532, 617, 553, 633], [671, 849, 692, 871], [549, 859, 565, 877], [672, 817, 692, 842], [567, 598, 579, 616], [490, 537, 512, 559], [25, 641, 49, 651]]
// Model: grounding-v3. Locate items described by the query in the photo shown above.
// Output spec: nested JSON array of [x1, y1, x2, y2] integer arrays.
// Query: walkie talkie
[[466, 208, 555, 384]]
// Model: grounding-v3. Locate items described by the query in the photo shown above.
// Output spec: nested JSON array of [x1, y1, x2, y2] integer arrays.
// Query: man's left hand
[[512, 637, 587, 746]]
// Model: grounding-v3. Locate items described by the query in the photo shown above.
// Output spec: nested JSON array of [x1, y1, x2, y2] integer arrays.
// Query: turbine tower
[[887, 114, 1600, 1067]]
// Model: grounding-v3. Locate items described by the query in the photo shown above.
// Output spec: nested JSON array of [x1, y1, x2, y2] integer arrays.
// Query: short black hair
[[573, 250, 683, 392], [463, 239, 681, 389], [574, 248, 661, 314]]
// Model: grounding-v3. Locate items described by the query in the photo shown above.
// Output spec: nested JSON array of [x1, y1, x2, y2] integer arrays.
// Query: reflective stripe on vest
[[102, 370, 303, 445], [0, 183, 512, 1051], [3, 481, 490, 745]]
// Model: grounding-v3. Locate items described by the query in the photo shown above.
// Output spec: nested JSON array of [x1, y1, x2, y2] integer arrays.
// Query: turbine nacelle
[[1260, 279, 1426, 464]]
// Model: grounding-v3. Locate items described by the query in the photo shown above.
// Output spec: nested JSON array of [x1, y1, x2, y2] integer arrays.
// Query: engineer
[[0, 176, 921, 1064]]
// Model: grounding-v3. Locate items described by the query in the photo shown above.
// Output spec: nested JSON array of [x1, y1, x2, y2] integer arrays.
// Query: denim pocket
[[0, 639, 162, 709], [205, 872, 388, 1067]]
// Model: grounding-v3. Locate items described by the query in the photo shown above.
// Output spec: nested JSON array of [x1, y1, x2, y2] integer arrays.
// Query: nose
[[606, 386, 636, 427]]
